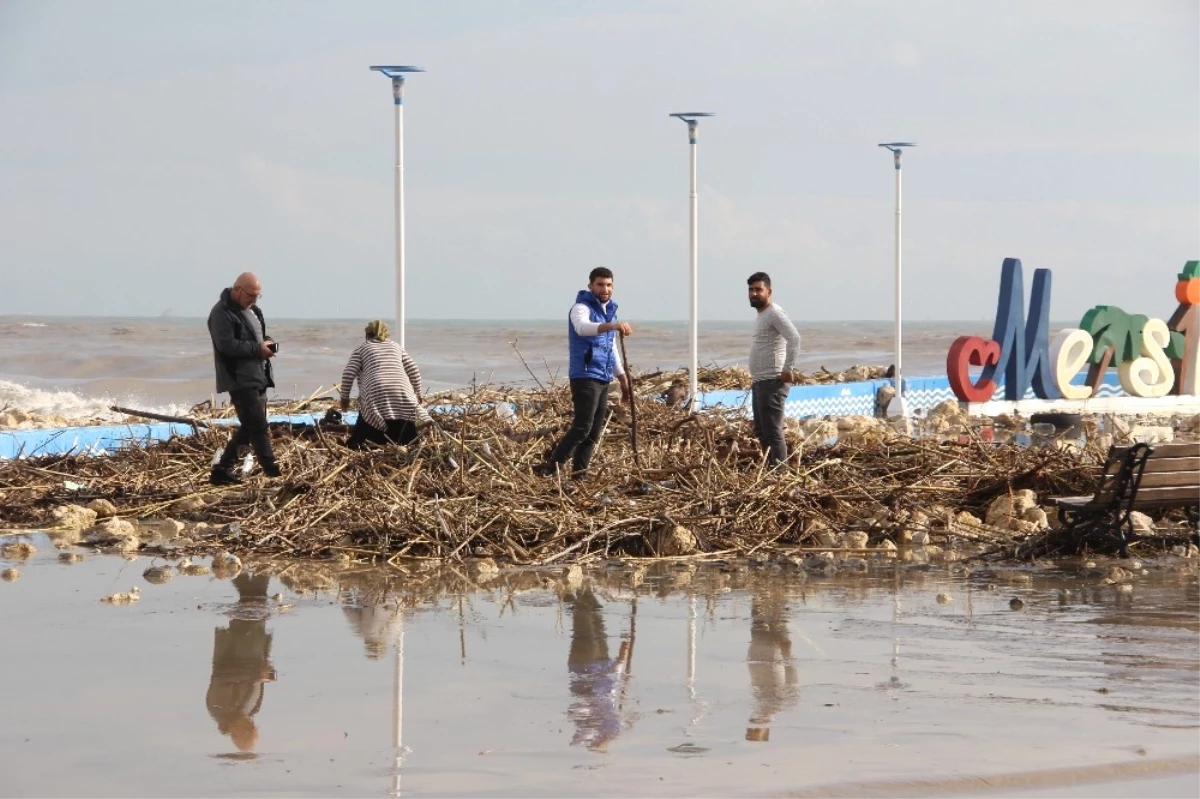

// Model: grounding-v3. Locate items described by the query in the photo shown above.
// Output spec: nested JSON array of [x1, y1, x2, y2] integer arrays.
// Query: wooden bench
[[1046, 442, 1200, 556]]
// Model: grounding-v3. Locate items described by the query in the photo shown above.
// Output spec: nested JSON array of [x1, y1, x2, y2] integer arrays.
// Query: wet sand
[[1, 535, 1197, 798]]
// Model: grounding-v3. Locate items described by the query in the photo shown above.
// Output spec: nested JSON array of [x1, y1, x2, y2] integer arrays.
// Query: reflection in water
[[746, 588, 799, 742], [566, 586, 631, 753], [205, 572, 275, 755], [342, 602, 401, 660]]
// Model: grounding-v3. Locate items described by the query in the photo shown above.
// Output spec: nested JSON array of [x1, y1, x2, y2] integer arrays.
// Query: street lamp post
[[877, 142, 916, 417], [670, 112, 715, 411], [370, 65, 426, 350]]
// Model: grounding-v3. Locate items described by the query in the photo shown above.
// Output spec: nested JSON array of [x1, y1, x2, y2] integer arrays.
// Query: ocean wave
[[20, 322, 48, 328], [0, 379, 190, 430]]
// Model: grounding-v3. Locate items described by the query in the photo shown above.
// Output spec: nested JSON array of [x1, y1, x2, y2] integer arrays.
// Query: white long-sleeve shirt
[[569, 302, 625, 378], [339, 339, 432, 430], [749, 303, 801, 382]]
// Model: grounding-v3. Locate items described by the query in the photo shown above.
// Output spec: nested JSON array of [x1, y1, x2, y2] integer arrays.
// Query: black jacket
[[208, 288, 274, 393]]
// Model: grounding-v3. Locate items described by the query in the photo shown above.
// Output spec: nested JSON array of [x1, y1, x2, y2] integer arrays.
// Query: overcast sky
[[0, 0, 1196, 323]]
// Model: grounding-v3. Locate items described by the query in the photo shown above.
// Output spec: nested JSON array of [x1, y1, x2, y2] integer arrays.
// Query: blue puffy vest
[[568, 289, 619, 381]]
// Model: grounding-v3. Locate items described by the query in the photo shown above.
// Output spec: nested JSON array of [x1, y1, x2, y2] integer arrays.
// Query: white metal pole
[[893, 152, 902, 405], [688, 121, 699, 412], [392, 77, 407, 351]]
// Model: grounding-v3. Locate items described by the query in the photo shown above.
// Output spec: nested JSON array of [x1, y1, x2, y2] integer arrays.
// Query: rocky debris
[[87, 517, 139, 553], [804, 552, 838, 576], [1, 541, 36, 560], [177, 558, 211, 577], [835, 416, 891, 447], [936, 593, 952, 604], [653, 523, 698, 557], [1171, 543, 1200, 558], [798, 419, 839, 447], [100, 587, 140, 604], [50, 504, 98, 531], [1009, 597, 1025, 610], [925, 400, 970, 433], [86, 498, 119, 519], [159, 519, 187, 536], [1129, 511, 1155, 534], [845, 531, 870, 550], [986, 490, 1045, 533], [1129, 425, 1174, 444], [58, 552, 84, 564], [875, 384, 896, 416], [1, 567, 19, 582], [143, 565, 174, 584], [212, 551, 243, 578], [171, 496, 207, 514], [468, 557, 500, 581]]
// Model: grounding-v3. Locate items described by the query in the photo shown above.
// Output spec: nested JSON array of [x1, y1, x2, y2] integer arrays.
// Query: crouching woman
[[339, 320, 433, 449]]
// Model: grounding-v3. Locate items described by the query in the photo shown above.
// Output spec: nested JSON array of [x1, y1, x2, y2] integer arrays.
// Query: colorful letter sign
[[947, 259, 1199, 402]]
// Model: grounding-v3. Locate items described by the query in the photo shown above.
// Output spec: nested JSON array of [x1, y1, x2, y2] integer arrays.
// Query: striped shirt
[[339, 339, 432, 431], [749, 303, 801, 382]]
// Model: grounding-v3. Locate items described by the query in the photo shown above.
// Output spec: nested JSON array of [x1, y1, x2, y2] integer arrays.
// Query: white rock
[[1130, 425, 1174, 444], [986, 490, 1039, 531], [468, 558, 500, 580], [845, 531, 870, 550], [1021, 507, 1049, 530], [654, 524, 698, 556], [95, 517, 136, 539], [51, 504, 98, 531], [1129, 511, 1155, 534], [86, 499, 119, 519]]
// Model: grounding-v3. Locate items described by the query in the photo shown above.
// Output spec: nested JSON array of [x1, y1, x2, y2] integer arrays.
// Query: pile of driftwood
[[1, 369, 1192, 564]]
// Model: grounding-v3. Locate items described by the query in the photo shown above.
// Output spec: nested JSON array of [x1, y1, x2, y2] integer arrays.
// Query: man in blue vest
[[536, 267, 633, 479]]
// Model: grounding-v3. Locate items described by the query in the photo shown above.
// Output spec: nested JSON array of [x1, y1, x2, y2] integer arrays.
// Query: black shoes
[[210, 467, 243, 486], [533, 463, 558, 478], [262, 463, 282, 478]]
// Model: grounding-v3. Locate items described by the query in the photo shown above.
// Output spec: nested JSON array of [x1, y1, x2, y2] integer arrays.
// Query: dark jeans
[[346, 416, 417, 450], [752, 378, 789, 466], [217, 388, 277, 470], [547, 378, 610, 474]]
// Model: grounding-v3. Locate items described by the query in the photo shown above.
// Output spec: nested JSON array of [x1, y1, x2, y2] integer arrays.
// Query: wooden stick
[[109, 405, 209, 429], [618, 331, 640, 467]]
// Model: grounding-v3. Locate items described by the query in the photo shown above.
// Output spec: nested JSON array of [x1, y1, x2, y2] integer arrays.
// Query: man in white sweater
[[747, 272, 801, 466]]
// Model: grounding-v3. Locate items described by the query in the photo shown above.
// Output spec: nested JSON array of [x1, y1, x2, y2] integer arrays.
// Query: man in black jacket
[[207, 272, 281, 484]]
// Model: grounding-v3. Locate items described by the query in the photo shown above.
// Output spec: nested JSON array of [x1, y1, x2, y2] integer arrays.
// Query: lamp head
[[369, 65, 426, 78]]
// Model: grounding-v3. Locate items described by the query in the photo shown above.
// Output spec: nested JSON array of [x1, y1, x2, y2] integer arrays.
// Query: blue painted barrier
[[0, 374, 1129, 460]]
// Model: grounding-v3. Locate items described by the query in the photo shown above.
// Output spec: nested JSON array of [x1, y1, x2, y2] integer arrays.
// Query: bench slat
[[1141, 456, 1200, 474], [1137, 470, 1200, 489], [1131, 486, 1200, 507]]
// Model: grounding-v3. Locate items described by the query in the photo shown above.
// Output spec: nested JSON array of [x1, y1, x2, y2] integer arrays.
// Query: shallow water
[[1, 537, 1198, 798]]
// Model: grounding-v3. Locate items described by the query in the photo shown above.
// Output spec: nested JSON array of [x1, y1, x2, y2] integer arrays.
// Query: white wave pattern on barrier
[[0, 379, 189, 428]]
